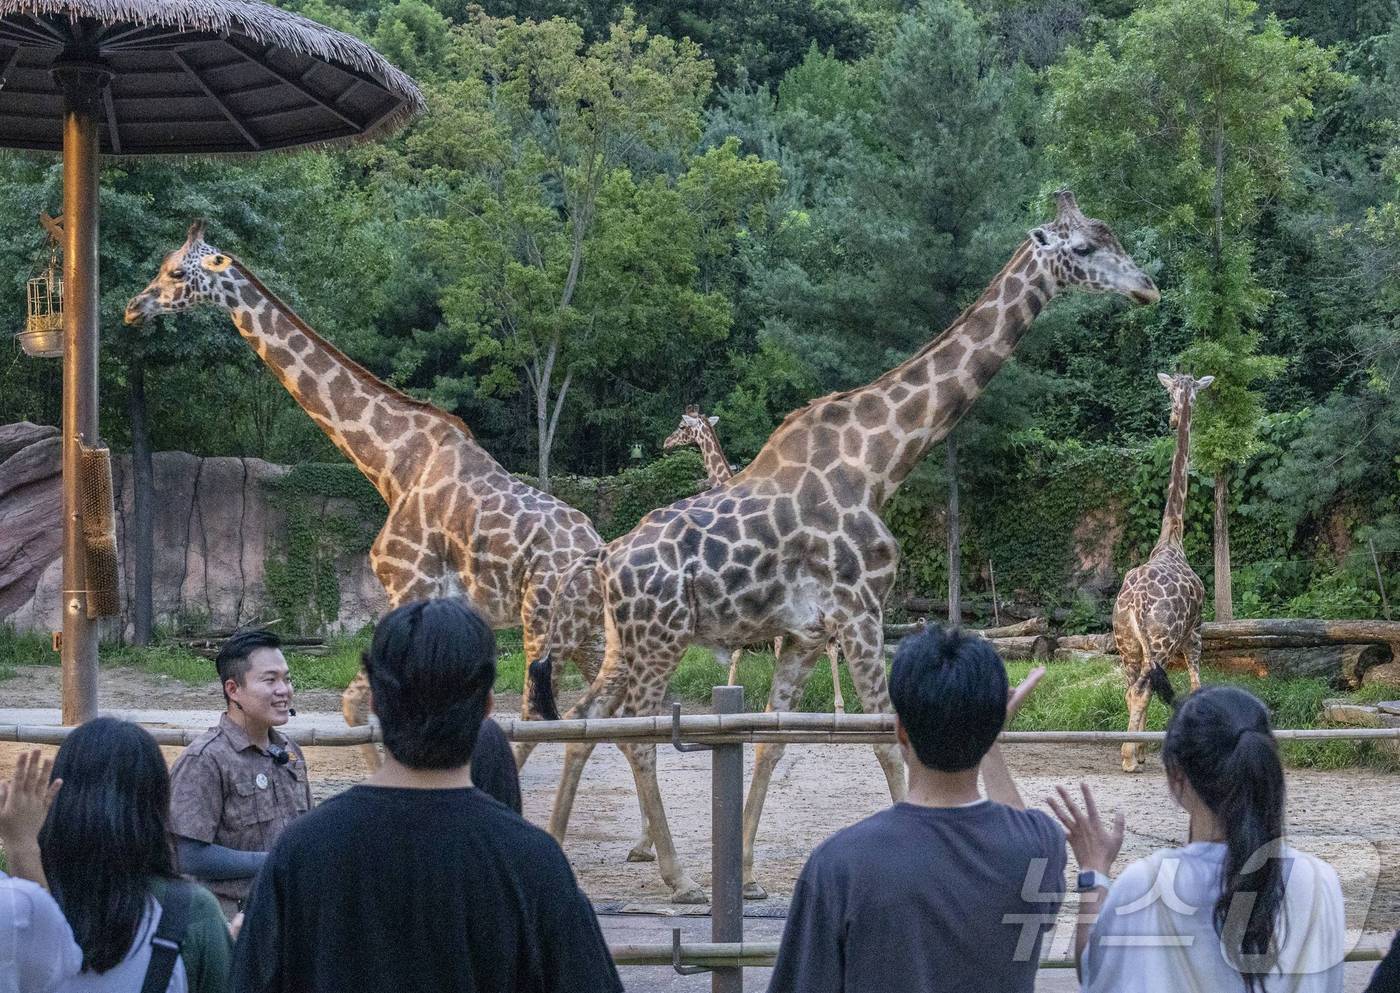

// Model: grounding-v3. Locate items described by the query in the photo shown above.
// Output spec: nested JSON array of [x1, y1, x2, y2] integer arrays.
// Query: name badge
[[256, 773, 269, 790]]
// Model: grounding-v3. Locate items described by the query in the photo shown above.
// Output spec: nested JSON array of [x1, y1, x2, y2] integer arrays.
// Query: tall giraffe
[[124, 222, 606, 770], [663, 405, 845, 713], [531, 190, 1160, 902], [1112, 372, 1212, 772]]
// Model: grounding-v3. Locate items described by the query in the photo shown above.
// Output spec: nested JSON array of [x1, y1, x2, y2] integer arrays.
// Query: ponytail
[[1163, 688, 1287, 993]]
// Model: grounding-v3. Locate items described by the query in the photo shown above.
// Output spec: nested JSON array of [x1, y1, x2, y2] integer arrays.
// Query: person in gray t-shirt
[[769, 626, 1066, 993]]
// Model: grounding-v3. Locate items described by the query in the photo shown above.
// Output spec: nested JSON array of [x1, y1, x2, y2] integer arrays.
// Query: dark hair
[[216, 627, 282, 703], [39, 718, 176, 973], [889, 626, 1007, 772], [471, 718, 522, 813], [364, 598, 496, 769], [1163, 686, 1286, 992]]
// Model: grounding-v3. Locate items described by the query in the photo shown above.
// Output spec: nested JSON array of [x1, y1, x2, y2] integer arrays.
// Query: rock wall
[[0, 423, 386, 636]]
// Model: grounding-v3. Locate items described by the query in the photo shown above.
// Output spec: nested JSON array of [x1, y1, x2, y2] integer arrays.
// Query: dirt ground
[[4, 662, 1398, 939]]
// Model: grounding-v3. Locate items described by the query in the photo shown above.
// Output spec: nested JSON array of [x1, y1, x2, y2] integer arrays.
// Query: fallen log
[[883, 617, 1047, 642], [1202, 619, 1400, 652], [1056, 633, 1116, 654], [1205, 644, 1392, 686], [983, 634, 1057, 661], [1053, 648, 1105, 663]]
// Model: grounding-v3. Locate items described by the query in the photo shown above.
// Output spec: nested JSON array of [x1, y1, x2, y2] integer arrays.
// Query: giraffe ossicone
[[1113, 371, 1212, 772], [530, 189, 1160, 903]]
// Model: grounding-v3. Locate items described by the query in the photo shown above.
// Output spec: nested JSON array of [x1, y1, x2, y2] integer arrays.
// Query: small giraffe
[[531, 190, 1159, 902], [124, 222, 606, 770], [1112, 372, 1212, 772], [663, 405, 845, 713]]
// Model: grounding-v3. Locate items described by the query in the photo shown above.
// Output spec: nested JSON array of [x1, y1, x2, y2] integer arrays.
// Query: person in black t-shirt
[[231, 598, 622, 993], [768, 626, 1066, 993]]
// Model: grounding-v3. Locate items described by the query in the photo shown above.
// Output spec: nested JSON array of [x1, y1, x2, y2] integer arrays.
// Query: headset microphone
[[288, 707, 297, 717]]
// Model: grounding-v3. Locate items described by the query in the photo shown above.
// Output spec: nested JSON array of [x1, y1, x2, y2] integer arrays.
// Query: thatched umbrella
[[0, 0, 424, 723]]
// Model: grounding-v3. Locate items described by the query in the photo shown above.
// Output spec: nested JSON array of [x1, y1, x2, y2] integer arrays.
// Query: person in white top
[[1049, 685, 1346, 993], [0, 749, 82, 993]]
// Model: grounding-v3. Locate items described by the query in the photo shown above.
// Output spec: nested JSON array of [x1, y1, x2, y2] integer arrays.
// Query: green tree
[[1048, 0, 1337, 619]]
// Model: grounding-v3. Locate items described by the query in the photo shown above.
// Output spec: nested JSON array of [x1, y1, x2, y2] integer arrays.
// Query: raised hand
[[1006, 666, 1045, 724], [1047, 782, 1124, 875], [0, 748, 62, 886]]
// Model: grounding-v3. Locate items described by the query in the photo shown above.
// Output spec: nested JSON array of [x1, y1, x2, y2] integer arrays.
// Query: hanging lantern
[[629, 442, 643, 463], [17, 237, 63, 358]]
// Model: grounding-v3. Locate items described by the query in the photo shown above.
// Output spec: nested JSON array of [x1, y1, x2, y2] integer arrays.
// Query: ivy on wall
[[262, 465, 383, 635]]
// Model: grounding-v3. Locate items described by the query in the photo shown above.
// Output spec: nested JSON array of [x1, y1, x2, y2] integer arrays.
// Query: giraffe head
[[662, 405, 720, 452], [1028, 190, 1160, 304], [1157, 371, 1214, 428], [123, 220, 241, 325]]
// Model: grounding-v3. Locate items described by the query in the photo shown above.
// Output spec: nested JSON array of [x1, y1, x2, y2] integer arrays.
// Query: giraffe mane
[[229, 258, 475, 441]]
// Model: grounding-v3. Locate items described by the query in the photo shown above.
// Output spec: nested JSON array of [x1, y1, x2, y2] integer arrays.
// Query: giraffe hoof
[[1121, 760, 1142, 774], [742, 881, 768, 901], [626, 842, 656, 863], [671, 883, 708, 905]]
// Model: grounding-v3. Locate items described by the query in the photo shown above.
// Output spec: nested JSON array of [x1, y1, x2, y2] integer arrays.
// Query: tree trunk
[[127, 357, 154, 647], [946, 433, 961, 627], [1213, 470, 1233, 622]]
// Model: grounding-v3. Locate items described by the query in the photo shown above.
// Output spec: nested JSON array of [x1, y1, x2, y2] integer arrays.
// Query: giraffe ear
[[1195, 375, 1215, 390], [1029, 226, 1054, 248], [707, 415, 719, 426], [1157, 372, 1174, 390], [187, 220, 207, 244], [201, 253, 232, 273]]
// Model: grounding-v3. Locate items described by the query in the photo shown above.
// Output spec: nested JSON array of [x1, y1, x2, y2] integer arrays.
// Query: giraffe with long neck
[[124, 222, 607, 770], [531, 190, 1160, 902], [1112, 372, 1212, 772], [663, 405, 845, 712]]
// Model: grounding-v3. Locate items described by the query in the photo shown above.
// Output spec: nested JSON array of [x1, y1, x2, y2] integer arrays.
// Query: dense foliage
[[2, 0, 1395, 620]]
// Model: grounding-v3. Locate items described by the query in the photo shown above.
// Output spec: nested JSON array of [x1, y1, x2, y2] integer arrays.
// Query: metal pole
[[710, 685, 744, 993], [54, 59, 109, 726]]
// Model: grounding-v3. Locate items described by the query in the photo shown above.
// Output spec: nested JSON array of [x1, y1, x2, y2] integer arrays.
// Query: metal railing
[[4, 697, 1397, 990]]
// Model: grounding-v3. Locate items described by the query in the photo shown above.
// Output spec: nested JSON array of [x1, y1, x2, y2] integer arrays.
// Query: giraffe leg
[[741, 637, 825, 900], [840, 618, 906, 803], [727, 648, 742, 686], [340, 671, 381, 773], [1122, 658, 1161, 774], [828, 638, 845, 716], [1185, 628, 1203, 693]]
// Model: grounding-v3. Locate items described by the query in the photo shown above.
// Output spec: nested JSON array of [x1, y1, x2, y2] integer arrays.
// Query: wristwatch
[[1076, 869, 1111, 892]]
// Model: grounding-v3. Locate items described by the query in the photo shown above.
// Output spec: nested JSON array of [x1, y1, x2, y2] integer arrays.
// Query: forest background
[[1, 0, 1397, 637]]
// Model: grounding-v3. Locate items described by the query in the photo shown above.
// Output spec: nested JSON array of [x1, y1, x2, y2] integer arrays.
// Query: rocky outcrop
[[0, 424, 386, 635]]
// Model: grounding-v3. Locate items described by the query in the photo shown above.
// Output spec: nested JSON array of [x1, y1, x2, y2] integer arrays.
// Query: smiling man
[[169, 628, 313, 918]]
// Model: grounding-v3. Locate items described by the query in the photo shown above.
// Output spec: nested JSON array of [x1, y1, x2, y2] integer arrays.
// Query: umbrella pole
[[55, 62, 109, 726]]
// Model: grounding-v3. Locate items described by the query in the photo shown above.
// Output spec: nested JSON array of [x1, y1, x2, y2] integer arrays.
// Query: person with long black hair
[[39, 718, 232, 993], [1050, 686, 1346, 993]]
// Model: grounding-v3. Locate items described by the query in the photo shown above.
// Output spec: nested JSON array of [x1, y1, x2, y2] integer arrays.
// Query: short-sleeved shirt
[[1082, 842, 1346, 993], [57, 878, 233, 993], [231, 784, 623, 993], [768, 800, 1067, 993], [0, 871, 82, 993], [168, 714, 312, 902]]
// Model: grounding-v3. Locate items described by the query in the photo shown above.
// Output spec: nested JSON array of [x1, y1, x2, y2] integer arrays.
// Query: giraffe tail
[[528, 656, 561, 722], [1147, 662, 1176, 707]]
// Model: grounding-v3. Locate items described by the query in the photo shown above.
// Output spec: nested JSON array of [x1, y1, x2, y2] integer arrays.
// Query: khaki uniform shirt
[[169, 714, 312, 902]]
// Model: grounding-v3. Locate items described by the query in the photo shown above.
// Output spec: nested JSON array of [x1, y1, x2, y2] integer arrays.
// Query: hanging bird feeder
[[17, 225, 63, 358]]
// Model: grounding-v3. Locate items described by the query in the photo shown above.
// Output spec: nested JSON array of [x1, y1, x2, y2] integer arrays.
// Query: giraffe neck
[[745, 242, 1054, 505], [224, 262, 475, 506], [697, 426, 733, 487], [1157, 402, 1193, 550]]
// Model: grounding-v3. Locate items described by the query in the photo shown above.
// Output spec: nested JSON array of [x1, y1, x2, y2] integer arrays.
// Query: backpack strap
[[140, 881, 193, 993]]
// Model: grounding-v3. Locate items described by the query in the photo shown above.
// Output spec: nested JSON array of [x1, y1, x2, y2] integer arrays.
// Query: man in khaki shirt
[[169, 628, 312, 916]]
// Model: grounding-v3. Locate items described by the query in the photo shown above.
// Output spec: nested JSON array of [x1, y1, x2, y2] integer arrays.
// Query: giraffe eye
[[170, 267, 185, 278], [1072, 243, 1095, 257]]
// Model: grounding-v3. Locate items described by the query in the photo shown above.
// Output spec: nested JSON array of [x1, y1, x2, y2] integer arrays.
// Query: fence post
[[711, 685, 745, 993]]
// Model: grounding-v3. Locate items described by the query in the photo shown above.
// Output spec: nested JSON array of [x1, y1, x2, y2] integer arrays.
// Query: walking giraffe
[[663, 405, 846, 712], [531, 190, 1160, 901], [1113, 372, 1212, 772], [124, 222, 607, 771]]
